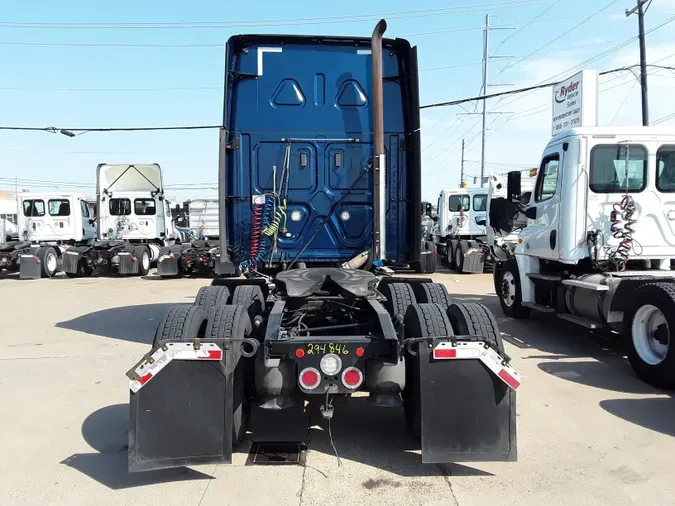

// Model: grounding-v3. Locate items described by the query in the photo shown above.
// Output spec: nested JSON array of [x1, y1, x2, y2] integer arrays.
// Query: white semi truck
[[0, 192, 97, 278], [433, 187, 490, 274], [62, 163, 180, 277], [488, 126, 675, 389], [157, 197, 227, 278]]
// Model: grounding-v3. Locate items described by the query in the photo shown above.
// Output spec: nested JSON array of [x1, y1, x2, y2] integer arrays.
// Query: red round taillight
[[355, 347, 365, 358], [295, 348, 305, 359], [298, 367, 320, 390], [341, 367, 363, 389]]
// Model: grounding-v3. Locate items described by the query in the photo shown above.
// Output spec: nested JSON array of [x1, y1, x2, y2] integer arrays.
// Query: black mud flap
[[128, 344, 237, 472], [19, 253, 41, 279], [462, 249, 485, 274], [418, 345, 517, 463], [63, 251, 80, 274], [118, 252, 139, 275], [157, 256, 179, 277]]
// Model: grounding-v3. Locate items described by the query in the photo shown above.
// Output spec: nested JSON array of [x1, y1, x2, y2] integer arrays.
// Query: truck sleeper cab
[[490, 126, 675, 389], [0, 193, 96, 279], [127, 21, 519, 473]]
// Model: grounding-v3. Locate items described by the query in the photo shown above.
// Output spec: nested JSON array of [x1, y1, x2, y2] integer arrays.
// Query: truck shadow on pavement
[[56, 303, 185, 344], [61, 404, 213, 490], [67, 397, 492, 490]]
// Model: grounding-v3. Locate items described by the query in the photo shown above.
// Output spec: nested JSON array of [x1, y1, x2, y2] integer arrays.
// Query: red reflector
[[498, 369, 521, 390], [433, 348, 457, 359], [355, 347, 365, 358], [295, 348, 305, 358], [341, 367, 363, 389], [185, 257, 193, 263], [139, 372, 153, 386], [199, 349, 222, 360], [299, 368, 320, 390]]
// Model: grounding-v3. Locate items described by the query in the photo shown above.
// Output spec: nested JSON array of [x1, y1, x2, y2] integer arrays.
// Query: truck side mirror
[[476, 217, 486, 226], [524, 207, 537, 219], [507, 171, 521, 202]]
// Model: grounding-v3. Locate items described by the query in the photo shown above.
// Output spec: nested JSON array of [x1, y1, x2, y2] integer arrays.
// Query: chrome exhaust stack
[[371, 19, 387, 265]]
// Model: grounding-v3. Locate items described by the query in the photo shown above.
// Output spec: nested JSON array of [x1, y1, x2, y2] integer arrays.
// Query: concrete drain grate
[[245, 441, 307, 466]]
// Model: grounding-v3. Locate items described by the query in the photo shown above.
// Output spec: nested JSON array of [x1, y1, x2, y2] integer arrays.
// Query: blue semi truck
[[127, 20, 519, 472]]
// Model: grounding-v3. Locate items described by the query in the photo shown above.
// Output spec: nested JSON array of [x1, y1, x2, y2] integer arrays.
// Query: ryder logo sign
[[551, 70, 598, 136]]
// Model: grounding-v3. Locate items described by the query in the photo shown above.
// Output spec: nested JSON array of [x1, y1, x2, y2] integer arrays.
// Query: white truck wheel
[[623, 283, 675, 389], [495, 259, 530, 319]]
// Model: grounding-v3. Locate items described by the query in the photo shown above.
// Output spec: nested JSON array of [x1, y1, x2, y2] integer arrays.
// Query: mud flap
[[418, 345, 517, 463], [63, 251, 80, 274], [118, 252, 139, 275], [157, 256, 179, 277], [19, 254, 41, 279], [462, 249, 485, 274], [128, 342, 237, 472]]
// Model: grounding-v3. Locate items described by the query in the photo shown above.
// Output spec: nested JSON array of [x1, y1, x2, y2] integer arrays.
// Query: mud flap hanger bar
[[402, 335, 520, 391], [126, 338, 259, 393]]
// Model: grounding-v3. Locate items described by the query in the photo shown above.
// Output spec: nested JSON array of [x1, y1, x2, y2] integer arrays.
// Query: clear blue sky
[[1, 0, 674, 201]]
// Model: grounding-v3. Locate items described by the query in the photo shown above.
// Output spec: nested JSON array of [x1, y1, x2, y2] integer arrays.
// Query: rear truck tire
[[134, 246, 151, 276], [496, 259, 530, 319], [65, 258, 94, 278], [37, 246, 58, 278], [194, 285, 231, 310], [455, 240, 469, 274], [447, 302, 504, 352], [380, 282, 417, 319], [205, 304, 254, 444], [402, 303, 455, 440], [230, 285, 265, 320], [622, 283, 675, 389], [449, 240, 459, 270], [152, 305, 208, 346], [413, 282, 452, 309]]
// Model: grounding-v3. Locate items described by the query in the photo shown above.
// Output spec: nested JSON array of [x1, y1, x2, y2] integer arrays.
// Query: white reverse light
[[340, 211, 351, 221], [320, 353, 342, 376], [290, 210, 302, 222]]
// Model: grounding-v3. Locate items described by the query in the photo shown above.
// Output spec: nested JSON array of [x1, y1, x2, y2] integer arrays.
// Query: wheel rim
[[501, 270, 516, 307], [46, 252, 57, 273], [632, 304, 669, 365], [142, 251, 150, 270]]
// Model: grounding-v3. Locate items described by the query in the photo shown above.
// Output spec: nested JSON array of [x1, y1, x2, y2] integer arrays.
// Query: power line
[[0, 1, 566, 30]]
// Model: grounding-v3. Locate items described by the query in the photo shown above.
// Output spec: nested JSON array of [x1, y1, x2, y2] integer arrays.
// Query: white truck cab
[[433, 187, 490, 273], [0, 192, 97, 278], [489, 126, 675, 389]]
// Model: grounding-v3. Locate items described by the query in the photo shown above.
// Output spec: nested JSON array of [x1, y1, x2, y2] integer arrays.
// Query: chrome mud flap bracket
[[19, 253, 41, 279], [127, 341, 239, 472], [418, 340, 518, 463]]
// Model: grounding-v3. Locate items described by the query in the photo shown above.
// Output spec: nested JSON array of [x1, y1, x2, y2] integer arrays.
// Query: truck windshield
[[134, 198, 156, 216], [48, 199, 71, 217], [23, 199, 45, 217], [449, 195, 470, 212], [656, 145, 675, 192], [109, 198, 132, 216], [473, 194, 488, 212], [590, 144, 647, 193]]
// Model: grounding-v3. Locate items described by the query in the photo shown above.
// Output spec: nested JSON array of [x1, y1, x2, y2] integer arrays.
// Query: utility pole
[[478, 14, 514, 187], [460, 139, 465, 187], [626, 0, 650, 126]]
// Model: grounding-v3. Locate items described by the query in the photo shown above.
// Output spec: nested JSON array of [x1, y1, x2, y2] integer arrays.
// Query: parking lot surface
[[0, 270, 673, 506]]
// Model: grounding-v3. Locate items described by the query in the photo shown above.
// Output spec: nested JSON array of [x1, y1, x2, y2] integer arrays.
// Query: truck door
[[80, 199, 97, 240], [524, 146, 562, 260]]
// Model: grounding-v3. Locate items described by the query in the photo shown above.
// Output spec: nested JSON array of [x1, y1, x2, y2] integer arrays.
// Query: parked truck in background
[[157, 197, 223, 278], [62, 163, 180, 277], [126, 20, 519, 473], [0, 192, 97, 278], [489, 126, 675, 389]]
